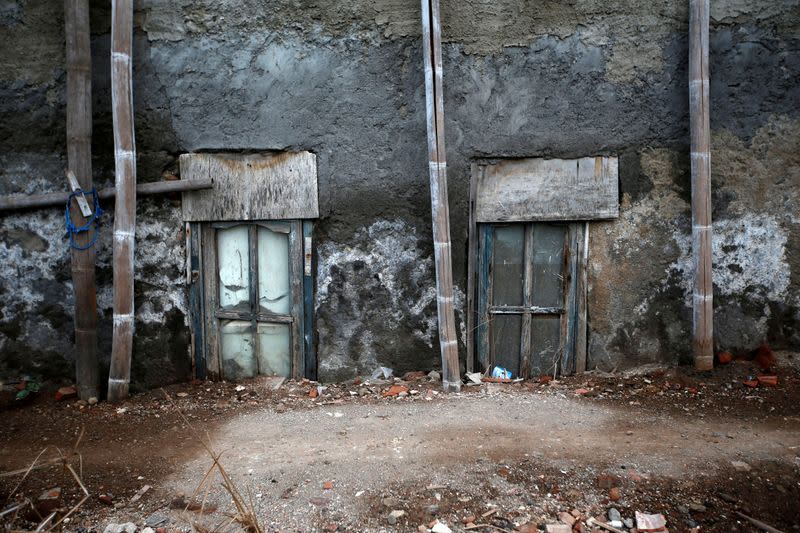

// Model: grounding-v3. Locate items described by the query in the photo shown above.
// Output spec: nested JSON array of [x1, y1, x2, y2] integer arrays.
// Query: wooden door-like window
[[477, 222, 581, 378], [201, 220, 305, 380]]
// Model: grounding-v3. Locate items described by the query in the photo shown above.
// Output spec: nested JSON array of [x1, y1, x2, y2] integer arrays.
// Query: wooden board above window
[[180, 152, 319, 222], [474, 157, 618, 223]]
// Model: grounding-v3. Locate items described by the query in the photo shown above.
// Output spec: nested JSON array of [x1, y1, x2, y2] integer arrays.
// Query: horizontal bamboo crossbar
[[0, 178, 213, 213]]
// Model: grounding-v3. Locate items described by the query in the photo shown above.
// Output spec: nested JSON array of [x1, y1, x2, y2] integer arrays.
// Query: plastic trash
[[491, 366, 512, 379], [371, 366, 394, 380], [465, 372, 483, 384]]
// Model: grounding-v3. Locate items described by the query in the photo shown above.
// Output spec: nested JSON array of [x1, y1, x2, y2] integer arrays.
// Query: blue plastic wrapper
[[491, 366, 512, 379]]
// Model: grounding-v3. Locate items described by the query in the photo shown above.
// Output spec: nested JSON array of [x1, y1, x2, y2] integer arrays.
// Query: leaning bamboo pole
[[689, 0, 714, 370], [108, 0, 136, 401], [65, 0, 98, 401], [421, 0, 461, 392]]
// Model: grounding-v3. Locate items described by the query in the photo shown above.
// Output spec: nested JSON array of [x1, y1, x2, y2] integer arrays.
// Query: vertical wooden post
[[107, 0, 137, 401], [421, 0, 461, 392], [689, 0, 714, 371], [65, 0, 98, 401]]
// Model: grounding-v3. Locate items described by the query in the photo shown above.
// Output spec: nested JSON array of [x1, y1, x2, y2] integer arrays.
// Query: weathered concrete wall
[[0, 0, 798, 385]]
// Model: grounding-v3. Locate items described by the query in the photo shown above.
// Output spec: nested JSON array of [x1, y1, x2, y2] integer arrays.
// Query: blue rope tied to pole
[[65, 188, 103, 250]]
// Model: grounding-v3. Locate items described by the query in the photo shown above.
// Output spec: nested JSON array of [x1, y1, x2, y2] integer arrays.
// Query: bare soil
[[1, 360, 799, 533]]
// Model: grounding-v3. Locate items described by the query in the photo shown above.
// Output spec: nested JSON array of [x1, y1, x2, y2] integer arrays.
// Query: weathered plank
[[690, 0, 714, 370], [65, 0, 98, 401], [180, 152, 318, 222], [475, 157, 619, 223], [574, 222, 589, 373]]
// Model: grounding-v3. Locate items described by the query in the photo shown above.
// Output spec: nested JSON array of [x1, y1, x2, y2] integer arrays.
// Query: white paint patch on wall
[[315, 219, 466, 378], [671, 213, 791, 305]]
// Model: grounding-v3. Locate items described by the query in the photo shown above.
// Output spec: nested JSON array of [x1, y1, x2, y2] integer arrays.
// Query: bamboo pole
[[421, 0, 461, 392], [108, 0, 136, 401], [689, 0, 714, 371], [0, 178, 213, 212], [65, 0, 98, 401]]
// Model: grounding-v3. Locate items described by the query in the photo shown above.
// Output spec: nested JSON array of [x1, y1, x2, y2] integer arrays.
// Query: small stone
[[559, 511, 576, 526], [608, 508, 622, 522], [609, 520, 624, 529], [388, 510, 406, 525], [462, 516, 476, 524], [425, 504, 440, 515], [545, 525, 572, 533], [731, 460, 751, 472], [431, 523, 452, 533], [98, 493, 114, 506], [381, 496, 398, 508], [418, 526, 429, 533], [608, 487, 621, 501], [624, 518, 635, 529], [141, 528, 155, 533], [324, 523, 338, 532], [176, 392, 188, 398], [88, 396, 98, 405], [144, 513, 168, 527], [688, 502, 707, 513], [427, 371, 441, 381], [103, 523, 137, 533]]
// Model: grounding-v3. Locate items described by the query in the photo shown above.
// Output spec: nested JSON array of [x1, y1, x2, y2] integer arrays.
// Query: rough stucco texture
[[0, 0, 798, 384]]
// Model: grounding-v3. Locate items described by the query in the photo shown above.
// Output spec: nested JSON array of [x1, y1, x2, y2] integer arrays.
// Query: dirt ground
[[1, 356, 799, 533]]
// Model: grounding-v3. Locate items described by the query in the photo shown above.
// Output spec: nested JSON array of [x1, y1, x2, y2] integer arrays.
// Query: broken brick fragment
[[383, 385, 409, 397], [608, 487, 621, 501], [322, 481, 334, 490], [55, 386, 77, 401], [717, 351, 733, 364], [757, 375, 778, 387]]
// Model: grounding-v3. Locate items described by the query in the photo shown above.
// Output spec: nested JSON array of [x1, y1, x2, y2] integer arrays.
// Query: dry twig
[[162, 389, 264, 533]]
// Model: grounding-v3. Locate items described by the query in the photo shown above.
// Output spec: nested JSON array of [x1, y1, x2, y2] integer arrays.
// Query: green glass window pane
[[530, 315, 561, 376], [257, 227, 291, 315], [220, 320, 256, 379], [532, 224, 566, 308], [492, 225, 525, 306], [256, 322, 292, 377], [491, 314, 521, 377], [217, 226, 250, 311]]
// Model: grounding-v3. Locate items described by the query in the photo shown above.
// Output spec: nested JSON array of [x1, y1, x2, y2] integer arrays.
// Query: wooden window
[[188, 220, 312, 380], [476, 222, 584, 378], [467, 158, 612, 376]]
